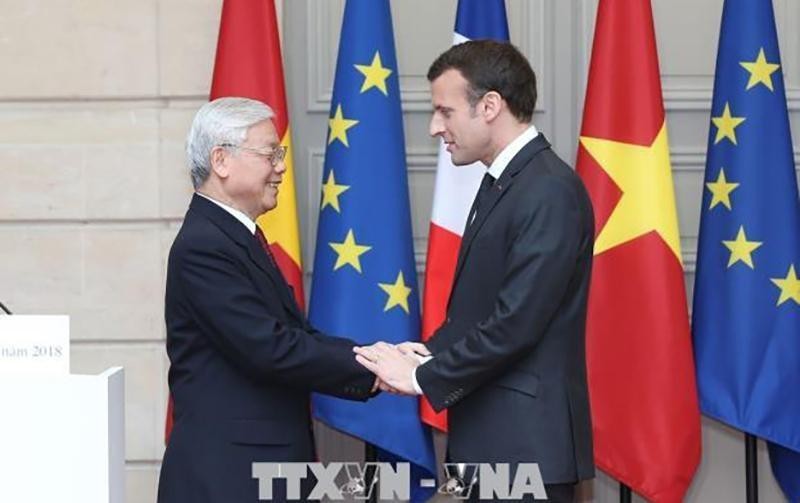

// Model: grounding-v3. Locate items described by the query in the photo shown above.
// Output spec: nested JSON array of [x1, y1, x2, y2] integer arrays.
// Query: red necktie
[[254, 226, 279, 269]]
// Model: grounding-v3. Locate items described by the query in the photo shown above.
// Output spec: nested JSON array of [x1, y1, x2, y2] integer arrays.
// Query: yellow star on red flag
[[579, 122, 683, 260]]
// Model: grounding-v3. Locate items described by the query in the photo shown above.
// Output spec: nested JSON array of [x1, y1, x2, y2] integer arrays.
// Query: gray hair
[[186, 97, 275, 189]]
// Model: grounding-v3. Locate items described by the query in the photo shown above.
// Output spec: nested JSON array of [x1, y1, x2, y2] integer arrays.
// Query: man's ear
[[210, 146, 229, 179], [481, 91, 504, 122]]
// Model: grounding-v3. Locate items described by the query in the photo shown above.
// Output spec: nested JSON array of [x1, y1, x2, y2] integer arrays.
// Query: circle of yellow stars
[[706, 46, 800, 306], [322, 49, 413, 314]]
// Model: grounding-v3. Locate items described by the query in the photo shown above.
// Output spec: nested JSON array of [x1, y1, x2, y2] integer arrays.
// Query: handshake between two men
[[354, 342, 431, 396], [159, 39, 596, 502]]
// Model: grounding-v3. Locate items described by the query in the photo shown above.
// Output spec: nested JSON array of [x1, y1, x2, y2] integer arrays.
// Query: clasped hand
[[354, 342, 430, 396]]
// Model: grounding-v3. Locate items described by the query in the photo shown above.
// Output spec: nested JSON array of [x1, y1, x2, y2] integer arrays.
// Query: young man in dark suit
[[158, 97, 376, 503], [357, 41, 595, 502]]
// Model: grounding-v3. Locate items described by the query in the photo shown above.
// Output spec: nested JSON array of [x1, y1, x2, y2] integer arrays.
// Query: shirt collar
[[196, 192, 257, 235], [487, 124, 539, 180]]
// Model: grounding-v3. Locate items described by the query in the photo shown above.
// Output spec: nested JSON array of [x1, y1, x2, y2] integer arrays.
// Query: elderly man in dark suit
[[158, 97, 375, 503], [357, 41, 595, 502]]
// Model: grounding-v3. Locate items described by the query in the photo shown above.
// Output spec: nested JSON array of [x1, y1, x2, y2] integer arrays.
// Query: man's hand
[[354, 342, 419, 395], [370, 376, 381, 394], [395, 342, 431, 360]]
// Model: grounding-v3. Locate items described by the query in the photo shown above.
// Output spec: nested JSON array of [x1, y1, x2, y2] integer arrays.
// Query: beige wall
[[0, 0, 223, 500], [0, 1, 795, 502]]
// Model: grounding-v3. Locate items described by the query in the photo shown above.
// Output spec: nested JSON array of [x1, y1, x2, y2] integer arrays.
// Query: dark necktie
[[468, 172, 496, 227], [254, 225, 304, 315], [254, 226, 279, 269]]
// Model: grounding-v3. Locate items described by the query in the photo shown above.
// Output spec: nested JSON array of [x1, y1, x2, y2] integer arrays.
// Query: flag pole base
[[619, 483, 631, 503], [746, 433, 758, 503], [365, 442, 378, 503]]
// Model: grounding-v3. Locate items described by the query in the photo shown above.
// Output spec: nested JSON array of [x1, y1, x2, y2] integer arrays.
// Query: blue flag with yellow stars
[[309, 0, 436, 500], [692, 0, 800, 499]]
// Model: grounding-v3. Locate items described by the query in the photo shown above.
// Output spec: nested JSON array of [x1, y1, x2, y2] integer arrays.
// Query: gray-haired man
[[158, 97, 376, 503]]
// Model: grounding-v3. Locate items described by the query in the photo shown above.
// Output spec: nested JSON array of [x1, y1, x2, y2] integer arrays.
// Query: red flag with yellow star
[[209, 0, 304, 307], [576, 1, 701, 500], [165, 0, 305, 442]]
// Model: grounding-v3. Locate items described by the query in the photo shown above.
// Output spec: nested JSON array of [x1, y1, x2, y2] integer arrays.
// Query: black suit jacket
[[157, 195, 374, 503], [417, 134, 595, 484]]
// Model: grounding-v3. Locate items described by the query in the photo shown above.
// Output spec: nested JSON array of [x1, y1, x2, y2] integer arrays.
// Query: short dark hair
[[427, 40, 537, 123]]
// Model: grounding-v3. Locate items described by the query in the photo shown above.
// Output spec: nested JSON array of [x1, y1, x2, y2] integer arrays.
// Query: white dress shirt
[[197, 192, 257, 235], [486, 124, 539, 180]]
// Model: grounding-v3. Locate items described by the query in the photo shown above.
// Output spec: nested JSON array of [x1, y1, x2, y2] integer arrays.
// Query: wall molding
[[306, 0, 552, 114]]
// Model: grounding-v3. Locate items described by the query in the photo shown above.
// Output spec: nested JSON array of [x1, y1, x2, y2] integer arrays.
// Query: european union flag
[[309, 0, 436, 500], [692, 0, 800, 499]]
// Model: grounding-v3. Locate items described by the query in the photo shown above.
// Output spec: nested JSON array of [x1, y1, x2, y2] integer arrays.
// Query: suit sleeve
[[417, 176, 584, 410], [425, 318, 467, 355], [177, 244, 374, 400]]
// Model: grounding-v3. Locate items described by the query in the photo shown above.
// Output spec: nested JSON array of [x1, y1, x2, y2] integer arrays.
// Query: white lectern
[[0, 316, 125, 503], [0, 367, 126, 503]]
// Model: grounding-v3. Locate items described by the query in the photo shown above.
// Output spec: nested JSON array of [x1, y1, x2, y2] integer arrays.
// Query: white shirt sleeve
[[411, 355, 433, 395]]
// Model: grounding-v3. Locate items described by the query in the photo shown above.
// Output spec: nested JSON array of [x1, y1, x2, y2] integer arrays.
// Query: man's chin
[[449, 150, 475, 166]]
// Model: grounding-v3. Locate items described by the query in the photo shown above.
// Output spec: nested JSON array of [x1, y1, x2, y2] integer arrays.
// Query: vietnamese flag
[[166, 0, 305, 442], [210, 0, 304, 308], [576, 0, 701, 501]]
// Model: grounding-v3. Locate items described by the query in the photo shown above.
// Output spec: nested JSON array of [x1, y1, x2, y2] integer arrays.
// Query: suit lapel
[[455, 179, 506, 275], [190, 195, 304, 320], [244, 238, 305, 319], [450, 135, 553, 295]]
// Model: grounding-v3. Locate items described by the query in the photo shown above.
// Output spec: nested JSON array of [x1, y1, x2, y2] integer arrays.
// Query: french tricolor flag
[[420, 0, 509, 431]]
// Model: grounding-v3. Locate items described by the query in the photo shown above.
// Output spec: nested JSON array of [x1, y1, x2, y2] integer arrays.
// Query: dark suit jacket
[[157, 195, 374, 503], [417, 134, 595, 484]]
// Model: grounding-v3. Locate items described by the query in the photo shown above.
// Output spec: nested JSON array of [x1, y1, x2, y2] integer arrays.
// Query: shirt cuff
[[411, 355, 433, 395]]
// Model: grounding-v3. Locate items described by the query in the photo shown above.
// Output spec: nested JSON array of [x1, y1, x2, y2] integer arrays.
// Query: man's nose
[[429, 115, 444, 138]]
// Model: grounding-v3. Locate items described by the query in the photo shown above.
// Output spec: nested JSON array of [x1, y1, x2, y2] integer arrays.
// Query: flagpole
[[745, 433, 758, 503], [364, 441, 378, 503], [619, 483, 631, 502]]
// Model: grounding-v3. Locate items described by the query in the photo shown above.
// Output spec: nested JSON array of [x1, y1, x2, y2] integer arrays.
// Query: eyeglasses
[[219, 143, 288, 167]]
